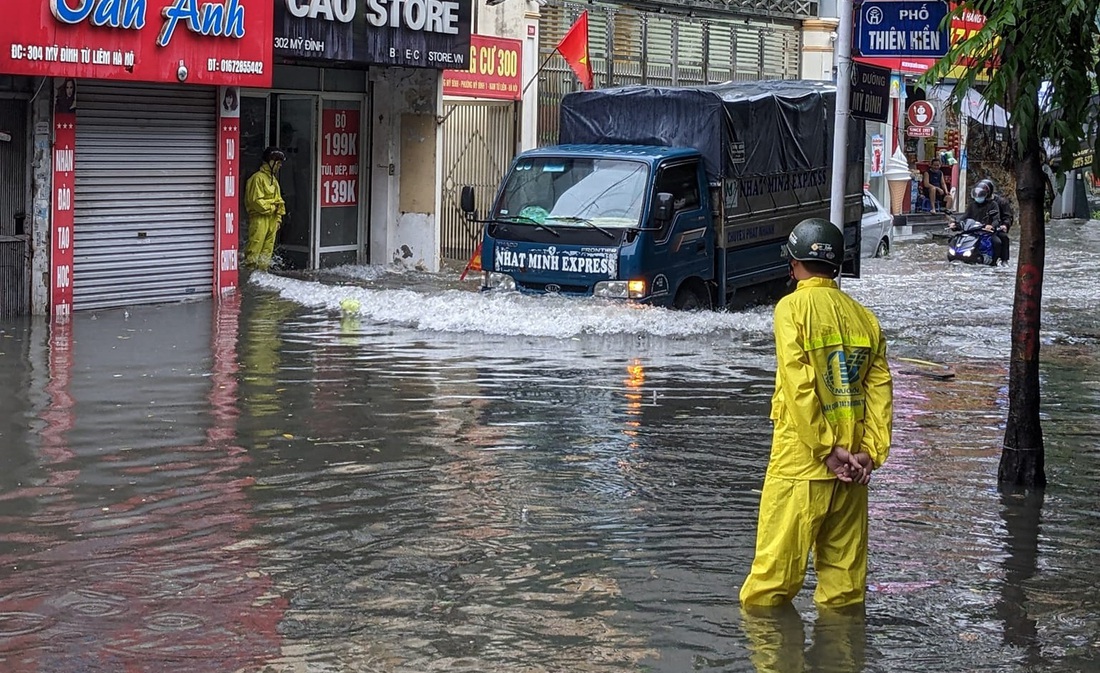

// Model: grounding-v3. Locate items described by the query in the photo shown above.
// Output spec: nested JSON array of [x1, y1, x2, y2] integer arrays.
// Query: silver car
[[861, 190, 893, 258]]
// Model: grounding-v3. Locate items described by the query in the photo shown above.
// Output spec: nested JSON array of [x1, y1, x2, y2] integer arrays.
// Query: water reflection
[[0, 300, 285, 671], [742, 604, 868, 673], [996, 486, 1043, 666], [1, 224, 1100, 670]]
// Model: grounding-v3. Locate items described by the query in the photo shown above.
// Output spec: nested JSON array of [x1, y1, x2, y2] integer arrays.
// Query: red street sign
[[0, 1, 273, 87], [907, 100, 936, 127], [907, 126, 935, 138]]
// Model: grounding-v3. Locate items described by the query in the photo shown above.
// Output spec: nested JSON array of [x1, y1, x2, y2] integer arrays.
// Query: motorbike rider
[[954, 181, 1003, 264], [977, 178, 1012, 265]]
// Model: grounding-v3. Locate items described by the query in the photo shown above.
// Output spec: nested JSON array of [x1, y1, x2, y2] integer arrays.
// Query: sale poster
[[321, 109, 360, 208]]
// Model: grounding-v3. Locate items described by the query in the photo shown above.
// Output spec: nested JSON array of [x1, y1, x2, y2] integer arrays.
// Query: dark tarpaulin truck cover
[[559, 80, 862, 184]]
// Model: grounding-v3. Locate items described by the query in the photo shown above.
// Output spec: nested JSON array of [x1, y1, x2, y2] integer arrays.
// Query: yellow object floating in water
[[894, 357, 955, 380], [340, 298, 361, 313]]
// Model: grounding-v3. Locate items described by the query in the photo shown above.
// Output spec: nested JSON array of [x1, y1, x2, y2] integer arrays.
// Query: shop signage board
[[51, 80, 76, 321], [321, 108, 361, 208], [907, 100, 935, 126], [0, 1, 273, 87], [275, 0, 473, 70], [856, 0, 950, 58], [849, 60, 890, 123], [216, 87, 241, 294], [443, 34, 522, 100]]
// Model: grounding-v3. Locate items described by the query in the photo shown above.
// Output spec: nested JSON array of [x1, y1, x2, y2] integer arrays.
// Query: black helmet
[[978, 178, 997, 194], [972, 182, 991, 204], [785, 218, 845, 268], [262, 146, 286, 163]]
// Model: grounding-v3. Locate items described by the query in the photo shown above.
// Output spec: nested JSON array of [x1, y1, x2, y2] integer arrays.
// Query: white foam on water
[[251, 270, 774, 338]]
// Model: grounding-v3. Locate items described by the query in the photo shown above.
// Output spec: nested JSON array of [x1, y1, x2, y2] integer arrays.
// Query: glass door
[[317, 98, 364, 268], [276, 96, 317, 270], [238, 94, 269, 255]]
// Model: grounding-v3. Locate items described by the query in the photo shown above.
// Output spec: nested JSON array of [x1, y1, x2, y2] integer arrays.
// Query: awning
[[854, 56, 935, 75], [928, 85, 1009, 128]]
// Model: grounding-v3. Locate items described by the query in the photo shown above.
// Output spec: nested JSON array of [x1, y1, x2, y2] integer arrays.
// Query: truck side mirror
[[654, 192, 674, 222], [460, 186, 476, 216]]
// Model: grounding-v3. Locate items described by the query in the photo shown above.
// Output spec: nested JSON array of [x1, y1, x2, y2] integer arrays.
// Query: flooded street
[[2, 221, 1100, 672]]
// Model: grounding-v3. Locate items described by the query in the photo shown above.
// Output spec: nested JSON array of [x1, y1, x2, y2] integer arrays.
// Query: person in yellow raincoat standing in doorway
[[740, 217, 893, 610], [244, 147, 287, 271]]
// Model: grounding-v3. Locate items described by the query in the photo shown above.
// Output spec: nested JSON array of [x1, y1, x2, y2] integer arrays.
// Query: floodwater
[[1, 222, 1100, 672]]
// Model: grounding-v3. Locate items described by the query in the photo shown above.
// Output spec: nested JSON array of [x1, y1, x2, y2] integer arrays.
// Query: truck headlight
[[483, 271, 516, 291], [593, 280, 646, 299], [593, 281, 628, 298]]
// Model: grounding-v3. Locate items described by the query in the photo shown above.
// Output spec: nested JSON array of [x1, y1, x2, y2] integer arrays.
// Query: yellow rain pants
[[740, 277, 892, 609], [244, 164, 286, 271], [740, 477, 868, 607]]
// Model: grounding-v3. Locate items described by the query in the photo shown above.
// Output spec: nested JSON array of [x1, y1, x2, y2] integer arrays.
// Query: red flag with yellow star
[[557, 11, 594, 90]]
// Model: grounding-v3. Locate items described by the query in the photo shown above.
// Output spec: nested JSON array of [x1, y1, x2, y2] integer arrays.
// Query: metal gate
[[74, 82, 216, 310], [439, 101, 517, 262], [538, 2, 803, 146], [0, 97, 29, 318]]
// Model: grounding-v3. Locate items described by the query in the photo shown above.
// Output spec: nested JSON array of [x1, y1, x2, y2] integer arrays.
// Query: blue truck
[[460, 80, 865, 309]]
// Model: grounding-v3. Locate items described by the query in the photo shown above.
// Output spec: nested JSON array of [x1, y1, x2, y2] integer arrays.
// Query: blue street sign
[[857, 1, 950, 58]]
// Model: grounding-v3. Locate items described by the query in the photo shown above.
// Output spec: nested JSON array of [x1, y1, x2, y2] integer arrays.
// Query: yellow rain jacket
[[740, 277, 893, 609], [768, 277, 893, 479], [244, 164, 286, 270]]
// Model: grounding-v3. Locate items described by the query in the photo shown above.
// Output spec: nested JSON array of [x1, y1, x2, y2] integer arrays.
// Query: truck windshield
[[494, 157, 649, 229]]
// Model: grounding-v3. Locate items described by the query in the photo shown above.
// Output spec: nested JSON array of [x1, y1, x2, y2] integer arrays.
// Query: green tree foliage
[[924, 0, 1100, 486]]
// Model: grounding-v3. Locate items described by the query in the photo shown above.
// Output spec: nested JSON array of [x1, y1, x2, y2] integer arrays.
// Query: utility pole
[[829, 0, 854, 288]]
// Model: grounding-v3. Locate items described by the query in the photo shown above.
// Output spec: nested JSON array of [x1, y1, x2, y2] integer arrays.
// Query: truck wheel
[[674, 283, 711, 311]]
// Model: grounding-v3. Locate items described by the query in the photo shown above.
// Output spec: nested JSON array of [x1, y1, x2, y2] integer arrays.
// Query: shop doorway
[[0, 97, 30, 318], [239, 92, 368, 271]]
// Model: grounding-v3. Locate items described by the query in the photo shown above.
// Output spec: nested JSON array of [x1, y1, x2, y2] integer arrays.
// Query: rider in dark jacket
[[980, 179, 1013, 264], [957, 181, 1003, 263]]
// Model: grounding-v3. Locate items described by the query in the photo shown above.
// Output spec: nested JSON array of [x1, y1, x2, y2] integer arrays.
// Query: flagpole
[[522, 49, 558, 96]]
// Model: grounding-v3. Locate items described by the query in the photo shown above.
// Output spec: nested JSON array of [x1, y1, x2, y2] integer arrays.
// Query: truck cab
[[464, 81, 863, 310], [475, 145, 723, 308]]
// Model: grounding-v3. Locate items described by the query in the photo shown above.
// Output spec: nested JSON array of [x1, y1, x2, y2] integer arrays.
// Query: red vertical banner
[[216, 86, 241, 294], [51, 79, 75, 320], [320, 108, 360, 208], [208, 292, 241, 445]]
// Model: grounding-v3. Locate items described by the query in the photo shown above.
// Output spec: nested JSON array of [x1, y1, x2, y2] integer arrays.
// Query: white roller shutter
[[74, 82, 216, 310]]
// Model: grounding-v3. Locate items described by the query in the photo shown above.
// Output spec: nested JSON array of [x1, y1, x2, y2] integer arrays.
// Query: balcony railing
[[624, 0, 819, 20]]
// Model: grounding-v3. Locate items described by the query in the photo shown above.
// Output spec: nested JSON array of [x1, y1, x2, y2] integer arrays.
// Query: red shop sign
[[443, 34, 522, 101], [321, 108, 360, 208], [0, 1, 273, 87]]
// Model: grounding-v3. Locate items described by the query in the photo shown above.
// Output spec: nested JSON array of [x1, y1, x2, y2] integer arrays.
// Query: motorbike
[[946, 218, 997, 266]]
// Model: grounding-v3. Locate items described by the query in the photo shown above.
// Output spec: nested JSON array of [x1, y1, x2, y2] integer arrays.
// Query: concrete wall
[[30, 87, 51, 315], [369, 67, 442, 272], [800, 19, 838, 82]]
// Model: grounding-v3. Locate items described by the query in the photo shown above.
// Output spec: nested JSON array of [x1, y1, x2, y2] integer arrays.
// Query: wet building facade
[[263, 0, 472, 273], [0, 1, 473, 317], [0, 1, 275, 318]]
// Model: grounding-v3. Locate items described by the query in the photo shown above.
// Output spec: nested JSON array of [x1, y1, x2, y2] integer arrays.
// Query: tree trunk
[[999, 128, 1046, 486]]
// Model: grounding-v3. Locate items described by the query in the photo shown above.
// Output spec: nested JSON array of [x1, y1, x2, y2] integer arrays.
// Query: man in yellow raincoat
[[244, 147, 287, 271], [740, 218, 893, 609]]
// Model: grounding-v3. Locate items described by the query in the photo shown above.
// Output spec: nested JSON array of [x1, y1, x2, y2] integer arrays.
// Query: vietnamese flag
[[557, 11, 594, 90]]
